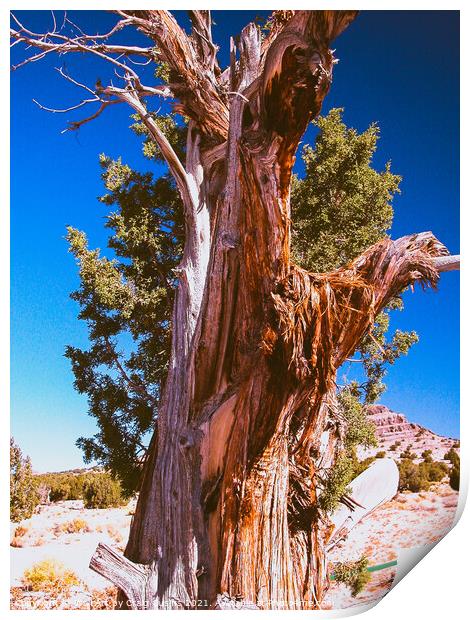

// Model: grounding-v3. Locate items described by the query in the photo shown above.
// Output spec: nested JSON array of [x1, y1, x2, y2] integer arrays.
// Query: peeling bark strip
[[12, 10, 459, 610]]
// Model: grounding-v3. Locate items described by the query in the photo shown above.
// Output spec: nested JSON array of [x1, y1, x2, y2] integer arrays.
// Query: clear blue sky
[[11, 11, 459, 472]]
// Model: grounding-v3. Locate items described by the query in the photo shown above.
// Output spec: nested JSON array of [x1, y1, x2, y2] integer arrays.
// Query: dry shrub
[[10, 536, 25, 548], [22, 559, 81, 593], [14, 525, 29, 537], [90, 587, 118, 610], [106, 524, 123, 543], [55, 518, 91, 535]]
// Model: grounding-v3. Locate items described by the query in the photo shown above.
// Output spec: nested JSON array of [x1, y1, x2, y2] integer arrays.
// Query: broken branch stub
[[89, 542, 150, 609]]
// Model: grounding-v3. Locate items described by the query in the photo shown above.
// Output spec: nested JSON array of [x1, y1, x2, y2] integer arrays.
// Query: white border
[[3, 2, 467, 619]]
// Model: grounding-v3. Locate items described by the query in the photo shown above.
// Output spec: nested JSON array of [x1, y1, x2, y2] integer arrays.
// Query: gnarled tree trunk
[[81, 10, 457, 610]]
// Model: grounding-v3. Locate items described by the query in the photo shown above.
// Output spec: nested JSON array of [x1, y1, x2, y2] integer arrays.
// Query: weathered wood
[[89, 543, 149, 609], [433, 254, 460, 272]]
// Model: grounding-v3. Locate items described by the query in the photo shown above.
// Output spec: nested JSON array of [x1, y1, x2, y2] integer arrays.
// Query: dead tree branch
[[89, 543, 149, 609], [433, 254, 460, 272], [113, 10, 229, 140]]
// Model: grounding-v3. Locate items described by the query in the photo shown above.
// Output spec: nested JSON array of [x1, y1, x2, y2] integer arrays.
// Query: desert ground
[[10, 482, 458, 610], [324, 482, 458, 609], [10, 404, 459, 610]]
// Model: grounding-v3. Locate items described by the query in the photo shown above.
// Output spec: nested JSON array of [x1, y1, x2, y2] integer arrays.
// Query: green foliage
[[397, 459, 429, 492], [291, 110, 417, 520], [10, 437, 39, 522], [154, 59, 171, 83], [34, 471, 100, 502], [355, 311, 418, 405], [22, 559, 81, 593], [83, 473, 124, 508], [319, 453, 355, 514], [332, 556, 371, 597], [292, 109, 416, 406], [400, 446, 418, 460], [423, 460, 448, 483], [340, 388, 378, 451], [65, 154, 184, 495], [449, 456, 460, 491], [318, 389, 377, 514], [444, 449, 460, 491], [130, 113, 186, 163], [291, 108, 400, 273], [291, 110, 415, 515], [444, 447, 460, 467], [421, 449, 433, 463], [397, 457, 448, 492]]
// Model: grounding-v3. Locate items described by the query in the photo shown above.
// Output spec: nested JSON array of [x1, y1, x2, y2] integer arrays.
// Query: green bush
[[400, 448, 417, 460], [444, 448, 460, 467], [422, 461, 448, 483], [332, 556, 371, 597], [421, 449, 433, 463], [22, 559, 80, 593], [10, 437, 39, 522], [398, 459, 429, 492], [398, 458, 448, 492], [35, 471, 100, 502], [83, 474, 124, 508], [49, 481, 70, 502], [449, 454, 460, 491]]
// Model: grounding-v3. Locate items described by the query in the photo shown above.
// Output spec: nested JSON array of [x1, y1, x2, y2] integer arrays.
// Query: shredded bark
[[264, 232, 448, 385]]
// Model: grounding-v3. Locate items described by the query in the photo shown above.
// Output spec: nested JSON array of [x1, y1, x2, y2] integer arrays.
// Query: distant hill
[[33, 466, 103, 477], [359, 404, 459, 462]]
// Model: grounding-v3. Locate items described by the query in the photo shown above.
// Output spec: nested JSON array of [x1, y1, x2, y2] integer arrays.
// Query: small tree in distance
[[10, 437, 39, 522], [83, 473, 124, 509]]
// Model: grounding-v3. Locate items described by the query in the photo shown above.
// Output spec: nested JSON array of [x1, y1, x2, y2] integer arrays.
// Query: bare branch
[[10, 19, 154, 66], [109, 87, 189, 199], [114, 10, 229, 139], [188, 10, 220, 74], [62, 100, 121, 133], [89, 543, 148, 609], [433, 254, 460, 272], [11, 15, 175, 138], [32, 96, 101, 114], [56, 66, 97, 95]]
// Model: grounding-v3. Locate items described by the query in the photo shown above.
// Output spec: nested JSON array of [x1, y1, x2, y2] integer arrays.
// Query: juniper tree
[[10, 437, 39, 522], [66, 108, 412, 499], [11, 10, 459, 609]]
